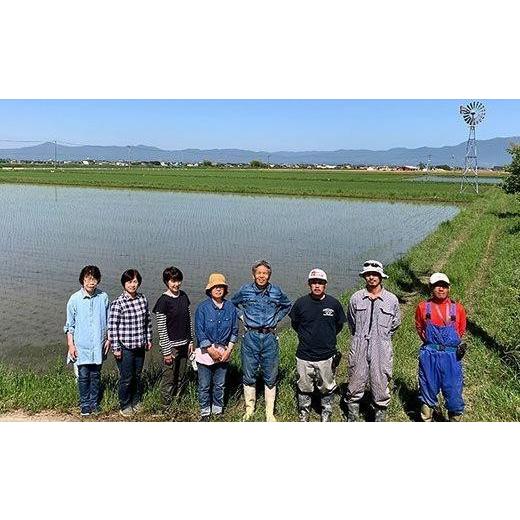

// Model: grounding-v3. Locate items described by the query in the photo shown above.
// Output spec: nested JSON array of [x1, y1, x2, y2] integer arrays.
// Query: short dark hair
[[163, 266, 183, 285], [121, 268, 142, 287], [79, 265, 101, 284]]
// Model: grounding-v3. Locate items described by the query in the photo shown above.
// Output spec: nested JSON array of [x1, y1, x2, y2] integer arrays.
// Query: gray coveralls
[[346, 288, 401, 409]]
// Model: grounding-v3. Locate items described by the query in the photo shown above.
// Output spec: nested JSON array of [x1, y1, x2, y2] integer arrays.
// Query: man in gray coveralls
[[345, 260, 401, 422]]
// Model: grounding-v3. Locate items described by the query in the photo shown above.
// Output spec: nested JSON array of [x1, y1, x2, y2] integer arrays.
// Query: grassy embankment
[[0, 187, 518, 421], [0, 166, 490, 202]]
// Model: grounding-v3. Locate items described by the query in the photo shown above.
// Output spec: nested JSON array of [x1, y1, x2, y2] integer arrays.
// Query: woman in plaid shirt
[[109, 269, 153, 417]]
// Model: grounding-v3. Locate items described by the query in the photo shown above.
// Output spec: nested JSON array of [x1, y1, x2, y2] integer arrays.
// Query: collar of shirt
[[362, 288, 385, 301], [251, 282, 271, 295], [209, 297, 226, 310], [122, 291, 141, 301], [81, 288, 99, 299]]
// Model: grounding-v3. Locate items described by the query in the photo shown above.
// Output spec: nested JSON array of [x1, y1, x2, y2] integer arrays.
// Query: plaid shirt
[[108, 292, 152, 352]]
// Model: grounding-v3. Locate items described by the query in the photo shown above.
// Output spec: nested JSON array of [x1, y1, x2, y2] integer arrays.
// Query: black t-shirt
[[289, 294, 347, 361], [152, 291, 191, 342]]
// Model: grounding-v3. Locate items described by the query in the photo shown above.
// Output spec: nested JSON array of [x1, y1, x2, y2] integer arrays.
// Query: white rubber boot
[[265, 385, 277, 422], [242, 385, 256, 421]]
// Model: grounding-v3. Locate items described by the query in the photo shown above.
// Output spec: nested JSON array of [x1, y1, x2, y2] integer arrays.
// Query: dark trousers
[[116, 347, 145, 410], [161, 345, 189, 404], [78, 364, 101, 412]]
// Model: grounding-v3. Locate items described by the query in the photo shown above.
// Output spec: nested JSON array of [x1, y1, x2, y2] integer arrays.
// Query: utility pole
[[54, 140, 57, 171]]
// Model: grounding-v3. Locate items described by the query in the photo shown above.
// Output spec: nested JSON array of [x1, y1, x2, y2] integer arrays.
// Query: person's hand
[[146, 342, 153, 351], [220, 347, 232, 363], [113, 350, 122, 360], [163, 354, 174, 366], [103, 340, 111, 355], [67, 344, 77, 362], [207, 346, 222, 362]]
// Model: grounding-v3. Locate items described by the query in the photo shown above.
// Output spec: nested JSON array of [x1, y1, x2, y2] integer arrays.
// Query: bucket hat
[[205, 273, 228, 292], [359, 259, 388, 279]]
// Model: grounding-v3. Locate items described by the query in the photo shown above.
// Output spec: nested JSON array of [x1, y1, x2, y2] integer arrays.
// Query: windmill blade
[[460, 101, 486, 126]]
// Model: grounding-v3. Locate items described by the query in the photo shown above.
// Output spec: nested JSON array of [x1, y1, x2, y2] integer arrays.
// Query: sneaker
[[299, 410, 310, 422], [119, 407, 134, 418], [132, 402, 144, 414], [199, 415, 210, 422], [80, 408, 91, 417]]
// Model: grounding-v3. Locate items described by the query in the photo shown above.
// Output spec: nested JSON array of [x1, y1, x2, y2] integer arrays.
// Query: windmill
[[459, 101, 486, 194]]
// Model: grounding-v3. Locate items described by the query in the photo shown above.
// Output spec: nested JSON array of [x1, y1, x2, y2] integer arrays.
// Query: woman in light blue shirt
[[64, 265, 110, 417]]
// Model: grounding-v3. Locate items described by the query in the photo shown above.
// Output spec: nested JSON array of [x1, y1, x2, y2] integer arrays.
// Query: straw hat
[[205, 273, 228, 292]]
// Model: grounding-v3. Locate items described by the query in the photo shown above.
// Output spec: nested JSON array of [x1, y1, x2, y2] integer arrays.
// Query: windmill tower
[[459, 101, 486, 194]]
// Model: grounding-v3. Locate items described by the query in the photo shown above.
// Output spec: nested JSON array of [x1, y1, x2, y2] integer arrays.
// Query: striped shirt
[[153, 291, 194, 356], [108, 292, 152, 352]]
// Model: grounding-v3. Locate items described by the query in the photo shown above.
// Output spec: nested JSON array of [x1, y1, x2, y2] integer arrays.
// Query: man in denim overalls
[[415, 272, 467, 422], [231, 260, 292, 422]]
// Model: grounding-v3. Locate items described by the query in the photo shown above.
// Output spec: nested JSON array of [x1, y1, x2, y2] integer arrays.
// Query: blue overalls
[[418, 302, 464, 414]]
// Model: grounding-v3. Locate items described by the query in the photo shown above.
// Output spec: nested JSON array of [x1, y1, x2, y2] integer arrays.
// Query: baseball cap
[[308, 268, 328, 282], [429, 272, 450, 285]]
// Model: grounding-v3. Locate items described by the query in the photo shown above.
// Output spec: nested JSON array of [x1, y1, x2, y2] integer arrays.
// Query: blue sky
[[0, 100, 519, 152]]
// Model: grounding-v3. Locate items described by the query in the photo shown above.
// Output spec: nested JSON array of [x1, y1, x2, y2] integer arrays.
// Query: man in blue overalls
[[415, 272, 468, 422]]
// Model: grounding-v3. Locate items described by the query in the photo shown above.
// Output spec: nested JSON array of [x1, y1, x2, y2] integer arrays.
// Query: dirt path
[[0, 410, 172, 422], [0, 411, 78, 422]]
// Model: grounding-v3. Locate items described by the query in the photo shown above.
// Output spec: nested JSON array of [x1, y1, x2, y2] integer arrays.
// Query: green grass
[[0, 166, 489, 203], [0, 187, 517, 421]]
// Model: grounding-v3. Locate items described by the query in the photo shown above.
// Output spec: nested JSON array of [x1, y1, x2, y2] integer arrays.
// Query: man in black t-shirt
[[289, 268, 347, 422]]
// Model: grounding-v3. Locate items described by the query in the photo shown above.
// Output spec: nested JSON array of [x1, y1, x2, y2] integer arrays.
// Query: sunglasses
[[363, 261, 382, 268]]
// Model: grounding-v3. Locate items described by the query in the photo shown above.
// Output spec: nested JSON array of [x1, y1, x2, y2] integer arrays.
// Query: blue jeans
[[241, 331, 279, 388], [77, 364, 101, 412], [197, 362, 228, 416], [116, 347, 145, 410]]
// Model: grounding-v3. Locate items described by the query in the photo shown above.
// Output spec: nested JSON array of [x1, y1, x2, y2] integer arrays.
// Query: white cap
[[308, 268, 328, 282], [429, 272, 450, 285], [359, 260, 388, 279]]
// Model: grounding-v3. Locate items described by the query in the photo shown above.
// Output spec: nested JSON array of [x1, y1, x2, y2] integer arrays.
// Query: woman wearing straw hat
[[194, 273, 239, 421]]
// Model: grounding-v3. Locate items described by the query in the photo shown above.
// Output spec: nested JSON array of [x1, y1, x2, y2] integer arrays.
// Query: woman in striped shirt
[[152, 266, 194, 408]]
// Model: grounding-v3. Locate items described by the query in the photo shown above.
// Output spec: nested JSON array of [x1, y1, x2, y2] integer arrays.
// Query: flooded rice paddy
[[413, 175, 503, 184], [0, 184, 458, 365]]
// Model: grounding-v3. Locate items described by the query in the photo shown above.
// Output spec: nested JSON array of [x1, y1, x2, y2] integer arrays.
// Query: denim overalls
[[418, 302, 464, 414]]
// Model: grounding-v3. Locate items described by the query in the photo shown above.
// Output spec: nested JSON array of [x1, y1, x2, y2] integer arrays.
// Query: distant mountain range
[[1, 137, 519, 167]]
